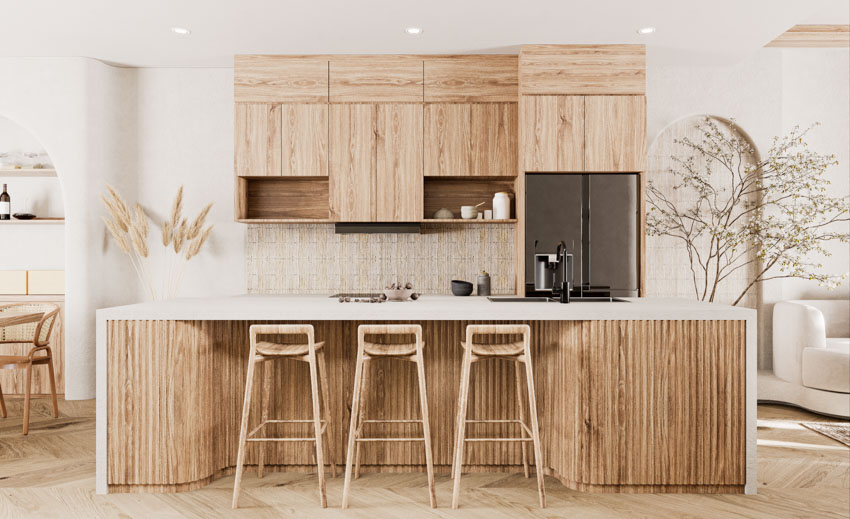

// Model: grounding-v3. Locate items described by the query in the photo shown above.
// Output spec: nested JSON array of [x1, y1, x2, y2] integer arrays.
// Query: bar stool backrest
[[465, 324, 530, 355], [0, 303, 60, 347]]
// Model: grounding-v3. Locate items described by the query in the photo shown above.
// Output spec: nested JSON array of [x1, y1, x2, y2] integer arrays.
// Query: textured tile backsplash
[[246, 224, 516, 295]]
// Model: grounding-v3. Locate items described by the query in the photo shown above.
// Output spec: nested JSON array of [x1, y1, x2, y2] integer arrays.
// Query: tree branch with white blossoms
[[647, 117, 849, 306]]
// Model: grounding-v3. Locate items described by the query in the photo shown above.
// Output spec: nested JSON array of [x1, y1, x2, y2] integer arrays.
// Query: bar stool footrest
[[248, 419, 327, 440]]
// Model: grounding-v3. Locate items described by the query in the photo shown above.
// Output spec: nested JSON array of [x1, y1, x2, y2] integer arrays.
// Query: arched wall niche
[[646, 114, 761, 309]]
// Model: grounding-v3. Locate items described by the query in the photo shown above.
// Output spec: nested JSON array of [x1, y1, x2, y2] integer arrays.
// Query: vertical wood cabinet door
[[376, 104, 423, 221], [234, 104, 281, 176], [473, 103, 517, 176], [280, 104, 329, 176], [425, 103, 517, 176], [521, 95, 584, 172], [329, 104, 376, 221], [425, 104, 471, 176], [584, 96, 646, 172]]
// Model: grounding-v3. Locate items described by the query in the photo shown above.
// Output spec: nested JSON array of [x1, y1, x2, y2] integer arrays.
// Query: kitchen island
[[96, 295, 756, 495]]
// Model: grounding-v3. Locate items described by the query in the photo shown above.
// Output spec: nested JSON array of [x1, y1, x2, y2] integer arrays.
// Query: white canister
[[493, 192, 511, 220]]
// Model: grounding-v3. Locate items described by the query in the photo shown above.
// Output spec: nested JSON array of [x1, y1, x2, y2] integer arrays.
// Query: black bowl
[[12, 213, 36, 220], [451, 280, 473, 296]]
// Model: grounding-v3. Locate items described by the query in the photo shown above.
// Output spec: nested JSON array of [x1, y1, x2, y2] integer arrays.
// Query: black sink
[[488, 296, 629, 303]]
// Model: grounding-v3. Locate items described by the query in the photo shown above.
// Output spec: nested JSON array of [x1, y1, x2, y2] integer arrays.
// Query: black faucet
[[553, 241, 573, 304]]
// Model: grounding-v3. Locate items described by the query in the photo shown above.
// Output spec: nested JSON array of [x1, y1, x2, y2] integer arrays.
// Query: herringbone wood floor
[[0, 399, 847, 518]]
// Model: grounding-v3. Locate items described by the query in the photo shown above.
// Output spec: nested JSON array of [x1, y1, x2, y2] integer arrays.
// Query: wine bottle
[[0, 184, 10, 220]]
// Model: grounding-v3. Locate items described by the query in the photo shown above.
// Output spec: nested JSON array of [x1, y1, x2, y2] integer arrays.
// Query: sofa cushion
[[802, 340, 850, 393]]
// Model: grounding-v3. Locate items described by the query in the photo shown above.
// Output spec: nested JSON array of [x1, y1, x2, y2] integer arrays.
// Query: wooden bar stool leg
[[523, 355, 546, 508], [0, 381, 7, 418], [451, 346, 472, 481], [342, 348, 366, 509], [451, 349, 473, 509], [416, 347, 437, 508], [22, 363, 32, 435], [317, 348, 337, 478], [307, 347, 327, 508], [258, 361, 270, 479], [47, 351, 59, 418], [353, 359, 369, 480], [232, 353, 258, 509], [514, 360, 529, 478]]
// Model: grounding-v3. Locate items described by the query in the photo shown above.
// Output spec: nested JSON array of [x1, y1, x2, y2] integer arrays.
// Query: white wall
[[133, 68, 244, 298], [0, 58, 139, 399]]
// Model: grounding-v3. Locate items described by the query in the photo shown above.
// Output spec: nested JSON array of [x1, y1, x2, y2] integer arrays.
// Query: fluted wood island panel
[[104, 317, 746, 494]]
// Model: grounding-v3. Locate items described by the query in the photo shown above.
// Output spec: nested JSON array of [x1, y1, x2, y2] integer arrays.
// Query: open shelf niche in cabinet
[[423, 176, 517, 222], [235, 176, 331, 223]]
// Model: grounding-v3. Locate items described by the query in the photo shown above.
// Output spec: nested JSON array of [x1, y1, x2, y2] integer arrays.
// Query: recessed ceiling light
[[171, 27, 192, 35], [405, 27, 423, 36], [636, 26, 656, 35]]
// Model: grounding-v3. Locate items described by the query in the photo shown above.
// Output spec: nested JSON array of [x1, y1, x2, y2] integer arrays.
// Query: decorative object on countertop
[[484, 209, 493, 220], [476, 271, 491, 296], [451, 279, 473, 296], [383, 281, 418, 301], [433, 207, 454, 219], [647, 118, 849, 306], [493, 192, 511, 219], [101, 184, 214, 301], [12, 213, 35, 220]]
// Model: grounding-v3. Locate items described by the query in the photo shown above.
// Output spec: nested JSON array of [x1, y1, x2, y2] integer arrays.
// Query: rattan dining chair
[[0, 303, 60, 434]]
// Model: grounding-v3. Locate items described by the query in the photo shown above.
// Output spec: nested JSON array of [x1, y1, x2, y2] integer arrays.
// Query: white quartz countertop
[[96, 295, 756, 321]]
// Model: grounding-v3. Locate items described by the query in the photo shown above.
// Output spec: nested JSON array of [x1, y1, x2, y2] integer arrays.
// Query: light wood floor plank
[[0, 399, 847, 518]]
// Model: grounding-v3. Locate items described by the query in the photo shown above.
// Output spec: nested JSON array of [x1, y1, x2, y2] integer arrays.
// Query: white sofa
[[758, 299, 850, 418]]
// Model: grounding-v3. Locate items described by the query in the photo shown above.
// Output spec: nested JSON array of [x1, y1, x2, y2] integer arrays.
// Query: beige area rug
[[801, 422, 850, 446]]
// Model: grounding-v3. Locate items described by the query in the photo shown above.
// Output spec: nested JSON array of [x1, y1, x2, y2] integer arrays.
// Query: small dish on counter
[[451, 280, 473, 296], [383, 287, 415, 301], [12, 213, 36, 220]]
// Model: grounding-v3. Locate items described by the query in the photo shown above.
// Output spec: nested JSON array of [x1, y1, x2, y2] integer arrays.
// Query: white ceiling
[[1, 0, 848, 67]]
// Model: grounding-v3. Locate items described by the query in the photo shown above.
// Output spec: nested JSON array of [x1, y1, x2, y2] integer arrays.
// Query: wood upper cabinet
[[235, 104, 281, 176], [424, 56, 518, 102], [519, 45, 646, 95], [425, 103, 517, 176], [234, 56, 329, 103], [329, 56, 423, 103], [281, 104, 328, 176], [329, 104, 375, 221], [584, 96, 646, 172], [376, 104, 423, 221], [520, 95, 584, 172]]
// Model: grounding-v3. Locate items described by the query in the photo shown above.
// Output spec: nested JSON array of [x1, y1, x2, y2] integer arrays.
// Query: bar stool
[[342, 324, 436, 509], [232, 324, 336, 509], [451, 324, 545, 509]]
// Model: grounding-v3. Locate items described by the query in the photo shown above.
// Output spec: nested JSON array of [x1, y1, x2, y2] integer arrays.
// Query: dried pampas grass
[[101, 183, 214, 301]]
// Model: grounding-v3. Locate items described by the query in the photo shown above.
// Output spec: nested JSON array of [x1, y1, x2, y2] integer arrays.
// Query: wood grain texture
[[424, 56, 518, 102], [423, 178, 516, 219], [376, 104, 423, 222], [234, 56, 329, 103], [584, 96, 646, 172], [329, 104, 376, 221], [234, 104, 281, 177], [281, 104, 328, 177], [425, 103, 517, 177], [520, 95, 584, 172], [6, 400, 848, 517], [106, 319, 746, 494], [765, 24, 850, 48], [243, 178, 329, 220], [330, 56, 423, 103], [520, 45, 646, 95]]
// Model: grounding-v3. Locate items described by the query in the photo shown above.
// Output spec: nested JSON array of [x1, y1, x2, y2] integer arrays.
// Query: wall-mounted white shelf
[[0, 168, 57, 178], [0, 217, 64, 225]]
